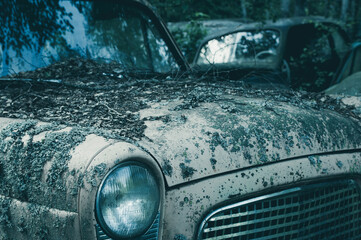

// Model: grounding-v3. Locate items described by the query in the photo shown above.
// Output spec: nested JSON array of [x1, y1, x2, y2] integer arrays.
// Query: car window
[[0, 1, 179, 77], [331, 29, 349, 59], [338, 55, 353, 81], [286, 24, 333, 61], [196, 30, 280, 67], [286, 23, 339, 91], [336, 44, 361, 83]]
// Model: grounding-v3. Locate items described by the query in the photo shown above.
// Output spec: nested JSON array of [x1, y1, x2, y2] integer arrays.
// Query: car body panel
[[0, 195, 80, 240], [326, 72, 361, 96], [1, 81, 360, 193], [0, 119, 165, 239], [138, 94, 361, 186], [1, 114, 360, 240], [162, 152, 361, 239], [0, 119, 115, 212]]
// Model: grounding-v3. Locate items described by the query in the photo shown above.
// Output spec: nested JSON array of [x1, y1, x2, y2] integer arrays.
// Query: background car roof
[[201, 16, 345, 43]]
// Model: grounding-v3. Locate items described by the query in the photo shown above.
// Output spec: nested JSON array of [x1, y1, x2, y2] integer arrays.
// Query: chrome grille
[[198, 180, 361, 240], [95, 212, 160, 240]]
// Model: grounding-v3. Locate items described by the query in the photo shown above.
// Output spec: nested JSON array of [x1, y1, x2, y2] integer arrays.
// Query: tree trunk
[[351, 0, 356, 19], [341, 0, 349, 21], [349, 0, 357, 39], [281, 0, 291, 17], [294, 0, 306, 16], [324, 0, 330, 17], [356, 0, 361, 39], [1, 22, 10, 77], [241, 0, 247, 19]]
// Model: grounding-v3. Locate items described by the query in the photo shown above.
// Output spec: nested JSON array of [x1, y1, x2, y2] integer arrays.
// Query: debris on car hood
[[9, 58, 127, 85], [0, 59, 360, 187]]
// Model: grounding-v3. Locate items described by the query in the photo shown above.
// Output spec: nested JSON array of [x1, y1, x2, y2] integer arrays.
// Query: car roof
[[238, 16, 339, 30], [202, 16, 342, 42]]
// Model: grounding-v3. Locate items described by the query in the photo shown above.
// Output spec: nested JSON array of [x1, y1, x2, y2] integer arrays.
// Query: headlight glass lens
[[96, 163, 160, 239]]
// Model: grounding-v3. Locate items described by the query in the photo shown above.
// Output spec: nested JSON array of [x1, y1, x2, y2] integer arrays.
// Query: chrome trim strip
[[197, 187, 302, 239]]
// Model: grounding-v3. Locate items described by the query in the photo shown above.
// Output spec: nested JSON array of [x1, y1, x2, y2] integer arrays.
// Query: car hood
[[1, 77, 360, 191], [137, 92, 361, 186]]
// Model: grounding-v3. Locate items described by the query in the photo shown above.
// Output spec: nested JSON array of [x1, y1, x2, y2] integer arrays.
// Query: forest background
[[148, 0, 361, 61]]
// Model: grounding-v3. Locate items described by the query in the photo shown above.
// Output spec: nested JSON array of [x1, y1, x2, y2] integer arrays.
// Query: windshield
[[196, 30, 280, 68], [0, 0, 179, 77]]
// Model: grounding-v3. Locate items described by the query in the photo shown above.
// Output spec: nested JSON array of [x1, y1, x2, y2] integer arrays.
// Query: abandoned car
[[193, 17, 351, 92], [325, 42, 361, 96], [1, 0, 361, 240]]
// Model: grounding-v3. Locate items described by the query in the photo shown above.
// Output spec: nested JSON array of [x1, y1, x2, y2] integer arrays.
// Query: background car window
[[351, 46, 361, 74], [196, 30, 280, 66], [331, 30, 349, 59], [338, 55, 353, 81], [286, 24, 339, 91], [336, 44, 361, 83], [0, 1, 179, 77]]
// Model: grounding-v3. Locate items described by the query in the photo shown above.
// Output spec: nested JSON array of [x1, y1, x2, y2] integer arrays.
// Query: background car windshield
[[0, 1, 179, 77], [197, 30, 280, 66]]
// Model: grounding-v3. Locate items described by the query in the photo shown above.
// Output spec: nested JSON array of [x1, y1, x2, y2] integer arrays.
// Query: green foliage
[[170, 18, 208, 62], [0, 1, 72, 51], [0, 0, 73, 75], [150, 0, 242, 22], [150, 0, 361, 64], [289, 24, 337, 91], [245, 0, 283, 22]]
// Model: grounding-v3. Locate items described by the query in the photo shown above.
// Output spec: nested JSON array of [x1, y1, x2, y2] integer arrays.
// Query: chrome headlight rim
[[95, 161, 160, 240]]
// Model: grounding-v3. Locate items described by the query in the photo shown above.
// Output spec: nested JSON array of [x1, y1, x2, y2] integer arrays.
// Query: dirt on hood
[[0, 58, 359, 141]]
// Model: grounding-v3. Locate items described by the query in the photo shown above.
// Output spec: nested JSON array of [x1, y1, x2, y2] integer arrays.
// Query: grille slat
[[204, 201, 360, 236], [297, 205, 360, 237], [208, 186, 355, 223], [199, 179, 361, 240]]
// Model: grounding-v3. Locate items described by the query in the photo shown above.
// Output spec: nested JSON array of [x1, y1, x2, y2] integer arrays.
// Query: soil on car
[[0, 58, 359, 140]]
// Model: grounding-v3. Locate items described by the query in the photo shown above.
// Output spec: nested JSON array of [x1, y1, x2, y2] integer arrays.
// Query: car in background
[[324, 42, 361, 119], [1, 1, 361, 240], [193, 17, 351, 92], [168, 18, 247, 40], [326, 42, 361, 96]]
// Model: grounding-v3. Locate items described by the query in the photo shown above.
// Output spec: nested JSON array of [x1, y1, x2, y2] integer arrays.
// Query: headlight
[[95, 162, 160, 239]]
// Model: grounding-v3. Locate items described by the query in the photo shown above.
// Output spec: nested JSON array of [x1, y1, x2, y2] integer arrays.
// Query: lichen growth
[[0, 198, 11, 228], [210, 158, 217, 170], [174, 234, 188, 240], [308, 155, 322, 171], [336, 160, 343, 169], [0, 121, 89, 210], [202, 99, 361, 166], [0, 120, 142, 212], [85, 163, 107, 187], [179, 163, 196, 179], [162, 159, 173, 177]]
